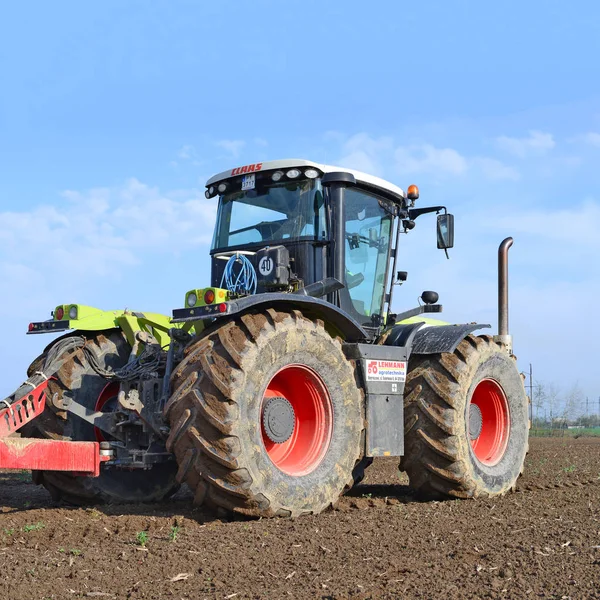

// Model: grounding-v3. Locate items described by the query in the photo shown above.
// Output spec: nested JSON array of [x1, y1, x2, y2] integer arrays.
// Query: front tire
[[401, 335, 528, 499], [165, 309, 365, 518]]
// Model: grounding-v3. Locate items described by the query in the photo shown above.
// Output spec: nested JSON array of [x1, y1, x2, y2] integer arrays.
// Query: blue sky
[[1, 1, 599, 413]]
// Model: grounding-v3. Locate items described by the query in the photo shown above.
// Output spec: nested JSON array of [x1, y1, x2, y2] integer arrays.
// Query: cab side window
[[343, 188, 392, 321]]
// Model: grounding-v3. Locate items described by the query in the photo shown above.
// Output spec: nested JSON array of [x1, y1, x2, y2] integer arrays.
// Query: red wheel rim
[[261, 365, 333, 476], [94, 382, 120, 443], [469, 379, 510, 466]]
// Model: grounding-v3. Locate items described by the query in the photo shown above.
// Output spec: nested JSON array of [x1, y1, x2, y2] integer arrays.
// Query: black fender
[[173, 293, 369, 342], [384, 322, 491, 355]]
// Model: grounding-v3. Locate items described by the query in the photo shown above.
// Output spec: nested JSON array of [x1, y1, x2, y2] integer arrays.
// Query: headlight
[[272, 171, 284, 182], [69, 306, 78, 320], [286, 169, 301, 179], [304, 168, 319, 179], [187, 292, 198, 307], [217, 183, 228, 193]]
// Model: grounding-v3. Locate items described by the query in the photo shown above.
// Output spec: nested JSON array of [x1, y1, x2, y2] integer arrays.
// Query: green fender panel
[[28, 304, 201, 348]]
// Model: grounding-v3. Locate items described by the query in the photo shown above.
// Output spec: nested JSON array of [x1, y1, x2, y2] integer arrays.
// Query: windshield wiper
[[346, 232, 385, 251]]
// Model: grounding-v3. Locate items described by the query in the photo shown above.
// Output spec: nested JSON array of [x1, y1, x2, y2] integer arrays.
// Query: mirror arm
[[408, 205, 447, 220]]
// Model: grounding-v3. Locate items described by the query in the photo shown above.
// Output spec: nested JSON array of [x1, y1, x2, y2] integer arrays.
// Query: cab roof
[[206, 158, 406, 202]]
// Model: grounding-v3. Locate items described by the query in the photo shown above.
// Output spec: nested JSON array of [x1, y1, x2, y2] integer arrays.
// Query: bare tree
[[562, 383, 585, 424], [535, 382, 561, 427]]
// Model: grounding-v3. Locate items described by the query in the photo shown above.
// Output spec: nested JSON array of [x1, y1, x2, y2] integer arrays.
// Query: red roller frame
[[0, 380, 107, 477], [0, 438, 108, 476], [0, 380, 49, 438]]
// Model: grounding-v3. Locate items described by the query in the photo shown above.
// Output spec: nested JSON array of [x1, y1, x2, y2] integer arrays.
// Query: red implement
[[0, 380, 108, 476], [0, 438, 108, 476], [0, 380, 49, 438]]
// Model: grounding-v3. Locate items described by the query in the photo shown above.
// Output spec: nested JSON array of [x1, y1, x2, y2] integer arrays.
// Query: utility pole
[[529, 363, 534, 424], [586, 396, 589, 419]]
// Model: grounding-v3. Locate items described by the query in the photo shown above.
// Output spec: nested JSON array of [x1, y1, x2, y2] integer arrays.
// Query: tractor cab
[[202, 159, 453, 333]]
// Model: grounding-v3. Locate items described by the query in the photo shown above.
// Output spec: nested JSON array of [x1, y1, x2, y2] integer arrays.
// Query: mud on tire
[[401, 334, 529, 500], [23, 330, 179, 505], [165, 309, 365, 518]]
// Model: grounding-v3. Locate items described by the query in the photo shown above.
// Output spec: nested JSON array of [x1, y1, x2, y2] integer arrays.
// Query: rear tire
[[401, 335, 528, 499], [24, 330, 179, 505], [165, 309, 365, 518]]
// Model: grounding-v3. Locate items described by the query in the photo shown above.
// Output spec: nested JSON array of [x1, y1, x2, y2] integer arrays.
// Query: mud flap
[[408, 323, 490, 354], [344, 343, 407, 457]]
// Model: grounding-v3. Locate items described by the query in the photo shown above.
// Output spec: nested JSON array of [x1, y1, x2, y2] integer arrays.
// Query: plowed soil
[[1, 437, 599, 599]]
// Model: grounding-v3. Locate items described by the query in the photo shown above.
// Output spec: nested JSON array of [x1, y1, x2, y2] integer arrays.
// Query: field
[[530, 428, 600, 438], [1, 437, 599, 600]]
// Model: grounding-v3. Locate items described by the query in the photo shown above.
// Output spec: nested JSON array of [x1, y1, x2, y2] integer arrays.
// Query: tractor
[[0, 159, 529, 518]]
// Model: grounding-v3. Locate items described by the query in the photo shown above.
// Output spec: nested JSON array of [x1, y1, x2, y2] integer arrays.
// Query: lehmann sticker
[[364, 359, 406, 382]]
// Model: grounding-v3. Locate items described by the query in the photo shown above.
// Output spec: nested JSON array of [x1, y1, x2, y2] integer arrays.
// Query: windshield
[[212, 178, 326, 251]]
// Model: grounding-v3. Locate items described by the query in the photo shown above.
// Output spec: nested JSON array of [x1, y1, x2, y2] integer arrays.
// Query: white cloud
[[393, 196, 600, 403], [486, 198, 600, 250], [495, 130, 556, 158], [472, 157, 520, 181], [172, 144, 203, 167], [572, 132, 600, 147], [333, 133, 518, 182], [177, 144, 195, 160], [215, 139, 246, 159], [336, 133, 393, 176], [395, 144, 469, 176], [0, 178, 218, 396], [0, 178, 217, 285]]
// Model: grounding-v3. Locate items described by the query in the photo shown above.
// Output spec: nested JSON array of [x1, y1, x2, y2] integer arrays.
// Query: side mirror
[[437, 213, 454, 249]]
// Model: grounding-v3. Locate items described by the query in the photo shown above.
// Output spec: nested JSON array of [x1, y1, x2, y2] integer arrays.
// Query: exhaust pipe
[[495, 237, 513, 353]]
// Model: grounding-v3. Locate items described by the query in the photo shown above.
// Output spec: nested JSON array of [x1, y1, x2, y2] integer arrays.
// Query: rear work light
[[187, 292, 198, 307], [69, 306, 78, 320], [204, 289, 215, 304]]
